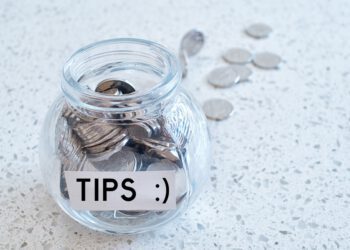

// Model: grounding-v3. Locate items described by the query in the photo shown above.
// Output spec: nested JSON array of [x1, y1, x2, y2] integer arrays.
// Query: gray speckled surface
[[1, 0, 350, 249]]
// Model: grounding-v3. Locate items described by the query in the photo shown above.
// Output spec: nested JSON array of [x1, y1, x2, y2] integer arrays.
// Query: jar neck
[[61, 38, 181, 120]]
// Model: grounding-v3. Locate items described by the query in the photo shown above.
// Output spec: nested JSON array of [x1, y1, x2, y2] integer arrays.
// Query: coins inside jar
[[55, 79, 188, 214], [95, 79, 136, 95]]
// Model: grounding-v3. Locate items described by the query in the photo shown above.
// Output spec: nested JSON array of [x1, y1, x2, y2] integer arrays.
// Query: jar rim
[[62, 38, 181, 113]]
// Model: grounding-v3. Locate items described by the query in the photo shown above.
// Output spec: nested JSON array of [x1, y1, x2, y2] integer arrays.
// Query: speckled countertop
[[1, 0, 350, 249]]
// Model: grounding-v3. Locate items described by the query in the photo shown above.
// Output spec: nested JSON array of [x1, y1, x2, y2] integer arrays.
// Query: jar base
[[55, 197, 187, 234]]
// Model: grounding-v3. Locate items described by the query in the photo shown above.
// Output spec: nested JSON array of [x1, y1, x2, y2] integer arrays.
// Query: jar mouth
[[62, 38, 181, 114]]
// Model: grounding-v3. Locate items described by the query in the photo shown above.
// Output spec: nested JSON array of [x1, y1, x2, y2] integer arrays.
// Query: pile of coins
[[202, 23, 282, 121], [55, 80, 188, 217]]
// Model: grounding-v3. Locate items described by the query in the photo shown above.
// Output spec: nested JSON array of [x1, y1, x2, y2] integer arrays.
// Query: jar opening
[[62, 38, 181, 115]]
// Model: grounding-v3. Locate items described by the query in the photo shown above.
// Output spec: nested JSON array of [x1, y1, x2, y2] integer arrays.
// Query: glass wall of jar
[[39, 38, 210, 234]]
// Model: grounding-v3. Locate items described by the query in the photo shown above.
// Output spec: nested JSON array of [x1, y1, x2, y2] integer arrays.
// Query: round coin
[[202, 98, 233, 121], [92, 150, 137, 171], [95, 79, 135, 95], [253, 52, 281, 69], [223, 48, 252, 64], [207, 66, 240, 88], [127, 123, 153, 139], [229, 65, 252, 82], [180, 29, 205, 57], [245, 23, 272, 39]]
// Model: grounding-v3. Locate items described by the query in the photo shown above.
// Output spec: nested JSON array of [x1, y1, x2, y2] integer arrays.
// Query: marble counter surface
[[1, 0, 350, 249]]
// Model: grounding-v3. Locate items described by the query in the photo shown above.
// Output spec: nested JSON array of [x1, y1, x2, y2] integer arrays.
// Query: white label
[[65, 171, 176, 211]]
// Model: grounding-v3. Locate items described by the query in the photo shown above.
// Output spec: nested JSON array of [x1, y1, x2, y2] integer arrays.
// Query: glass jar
[[39, 38, 210, 234]]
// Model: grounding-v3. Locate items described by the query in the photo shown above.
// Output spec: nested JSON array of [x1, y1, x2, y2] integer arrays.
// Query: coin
[[132, 137, 180, 162], [207, 66, 240, 88], [56, 117, 86, 199], [87, 134, 129, 161], [202, 98, 233, 121], [87, 139, 128, 162], [57, 119, 85, 171], [245, 23, 272, 39], [83, 127, 125, 148], [180, 29, 205, 57], [95, 79, 136, 95], [253, 52, 281, 69], [61, 103, 95, 126], [128, 123, 152, 139], [145, 119, 161, 136], [179, 29, 205, 78], [228, 65, 252, 82], [92, 150, 138, 172], [73, 121, 117, 147], [117, 210, 150, 217], [223, 48, 252, 64], [143, 139, 180, 162], [127, 119, 161, 139]]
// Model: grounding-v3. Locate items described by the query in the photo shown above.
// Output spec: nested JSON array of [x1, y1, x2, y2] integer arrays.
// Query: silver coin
[[117, 210, 150, 217], [223, 48, 252, 64], [127, 119, 160, 139], [180, 29, 205, 57], [87, 128, 128, 153], [87, 137, 129, 162], [207, 66, 240, 88], [132, 137, 180, 162], [83, 127, 125, 148], [61, 103, 95, 126], [95, 79, 135, 95], [73, 121, 119, 148], [253, 52, 281, 69], [57, 118, 85, 171], [92, 150, 137, 172], [145, 119, 161, 136], [202, 98, 233, 121], [56, 117, 86, 199], [145, 139, 180, 162], [228, 65, 252, 82], [245, 23, 272, 39], [128, 123, 152, 139]]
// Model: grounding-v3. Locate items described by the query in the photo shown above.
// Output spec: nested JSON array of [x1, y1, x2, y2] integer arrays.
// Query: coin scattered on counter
[[253, 52, 281, 69], [180, 29, 205, 57], [207, 66, 240, 88], [245, 23, 272, 39], [228, 65, 252, 82], [223, 48, 252, 64], [202, 98, 233, 121], [179, 29, 205, 78], [203, 23, 283, 122]]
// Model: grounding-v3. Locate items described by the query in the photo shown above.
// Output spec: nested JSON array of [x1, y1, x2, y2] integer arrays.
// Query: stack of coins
[[56, 80, 187, 215], [203, 23, 282, 121]]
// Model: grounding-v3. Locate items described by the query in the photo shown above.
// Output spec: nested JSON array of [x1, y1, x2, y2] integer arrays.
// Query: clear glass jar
[[39, 38, 210, 234]]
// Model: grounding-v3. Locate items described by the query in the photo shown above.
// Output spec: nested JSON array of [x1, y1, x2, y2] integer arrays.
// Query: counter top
[[1, 0, 350, 249]]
